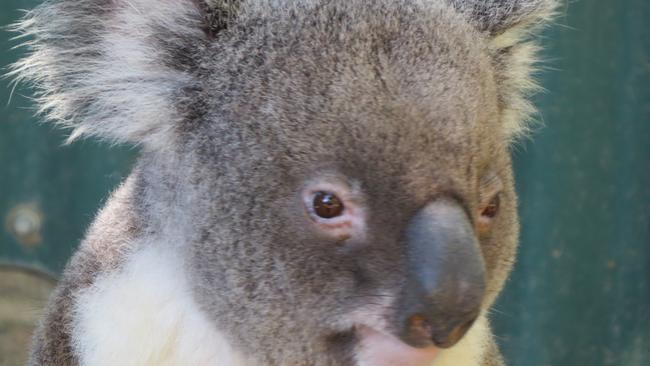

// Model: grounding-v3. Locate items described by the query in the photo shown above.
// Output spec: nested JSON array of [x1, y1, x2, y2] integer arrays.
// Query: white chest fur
[[72, 245, 487, 366], [72, 246, 251, 366]]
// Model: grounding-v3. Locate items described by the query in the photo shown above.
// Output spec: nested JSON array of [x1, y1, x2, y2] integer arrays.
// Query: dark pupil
[[313, 192, 344, 219], [482, 195, 500, 218]]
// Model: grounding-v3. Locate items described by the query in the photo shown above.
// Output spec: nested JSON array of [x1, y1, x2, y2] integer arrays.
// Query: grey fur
[[13, 0, 556, 365], [450, 0, 555, 34]]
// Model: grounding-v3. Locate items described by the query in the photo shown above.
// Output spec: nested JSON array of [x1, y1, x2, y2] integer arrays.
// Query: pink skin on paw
[[356, 326, 438, 366]]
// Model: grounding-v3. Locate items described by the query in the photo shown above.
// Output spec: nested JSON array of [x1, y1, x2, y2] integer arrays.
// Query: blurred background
[[0, 0, 648, 365]]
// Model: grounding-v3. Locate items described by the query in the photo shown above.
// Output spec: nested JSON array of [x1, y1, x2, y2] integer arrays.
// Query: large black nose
[[397, 199, 486, 349]]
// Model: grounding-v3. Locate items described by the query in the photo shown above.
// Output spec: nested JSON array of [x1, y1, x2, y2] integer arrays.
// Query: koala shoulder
[[28, 175, 142, 365], [28, 170, 252, 366]]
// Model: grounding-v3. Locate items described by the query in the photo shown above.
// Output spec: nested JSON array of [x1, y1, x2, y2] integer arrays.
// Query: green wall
[[0, 0, 135, 276], [492, 1, 650, 365], [1, 1, 648, 365]]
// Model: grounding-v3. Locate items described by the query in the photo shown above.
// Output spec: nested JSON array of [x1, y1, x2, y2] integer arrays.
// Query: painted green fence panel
[[0, 0, 134, 276], [0, 0, 648, 365], [492, 1, 650, 365]]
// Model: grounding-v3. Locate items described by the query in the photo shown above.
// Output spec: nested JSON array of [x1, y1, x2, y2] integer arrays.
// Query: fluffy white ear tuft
[[448, 0, 559, 141], [9, 0, 213, 148]]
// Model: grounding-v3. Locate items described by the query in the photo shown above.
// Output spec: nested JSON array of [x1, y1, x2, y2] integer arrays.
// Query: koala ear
[[10, 0, 239, 148], [449, 0, 558, 141]]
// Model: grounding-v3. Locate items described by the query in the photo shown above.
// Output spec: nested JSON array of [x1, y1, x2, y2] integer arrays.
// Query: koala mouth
[[355, 325, 439, 366]]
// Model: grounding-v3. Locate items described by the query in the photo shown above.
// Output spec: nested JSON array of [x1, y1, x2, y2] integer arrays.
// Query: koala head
[[14, 0, 555, 365]]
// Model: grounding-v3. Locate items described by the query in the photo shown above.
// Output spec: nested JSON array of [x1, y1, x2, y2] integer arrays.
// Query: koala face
[[14, 0, 555, 365], [177, 2, 521, 364]]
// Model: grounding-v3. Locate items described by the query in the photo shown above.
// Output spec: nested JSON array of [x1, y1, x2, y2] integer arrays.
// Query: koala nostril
[[402, 313, 478, 349], [406, 314, 433, 346], [433, 317, 477, 349]]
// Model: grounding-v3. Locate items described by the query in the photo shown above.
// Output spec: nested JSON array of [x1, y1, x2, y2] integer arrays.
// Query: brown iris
[[313, 191, 344, 219], [481, 194, 500, 218]]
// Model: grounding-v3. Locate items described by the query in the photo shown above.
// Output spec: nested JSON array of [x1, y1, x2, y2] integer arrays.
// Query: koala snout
[[397, 199, 486, 349]]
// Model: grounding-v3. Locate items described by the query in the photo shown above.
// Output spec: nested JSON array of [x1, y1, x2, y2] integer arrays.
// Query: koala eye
[[313, 191, 345, 219], [476, 193, 500, 235], [302, 178, 366, 241], [480, 194, 500, 219]]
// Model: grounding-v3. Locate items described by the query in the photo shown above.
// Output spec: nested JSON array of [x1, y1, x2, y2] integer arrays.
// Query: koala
[[11, 0, 556, 365]]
